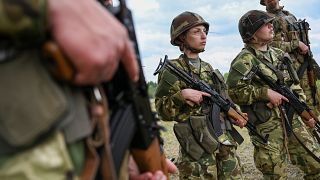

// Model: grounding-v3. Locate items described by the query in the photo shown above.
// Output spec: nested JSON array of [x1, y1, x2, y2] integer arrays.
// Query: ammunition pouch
[[173, 122, 204, 161], [0, 51, 68, 151], [287, 31, 298, 41], [241, 102, 272, 125], [189, 115, 219, 154]]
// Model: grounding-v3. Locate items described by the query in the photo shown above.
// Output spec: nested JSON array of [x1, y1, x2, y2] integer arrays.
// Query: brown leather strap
[[80, 86, 117, 180]]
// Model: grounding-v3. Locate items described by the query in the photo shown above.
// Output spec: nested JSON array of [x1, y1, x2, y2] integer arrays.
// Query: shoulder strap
[[246, 47, 285, 84]]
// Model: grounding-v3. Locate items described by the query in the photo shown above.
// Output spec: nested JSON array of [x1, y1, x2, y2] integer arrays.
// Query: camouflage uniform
[[227, 9, 320, 179], [263, 2, 320, 119], [0, 0, 92, 179], [227, 39, 320, 180], [155, 55, 243, 179]]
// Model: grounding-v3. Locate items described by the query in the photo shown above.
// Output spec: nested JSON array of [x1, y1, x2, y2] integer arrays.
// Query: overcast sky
[[127, 0, 320, 82]]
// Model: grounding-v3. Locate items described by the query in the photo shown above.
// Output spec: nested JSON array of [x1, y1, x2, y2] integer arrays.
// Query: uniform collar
[[266, 5, 284, 14]]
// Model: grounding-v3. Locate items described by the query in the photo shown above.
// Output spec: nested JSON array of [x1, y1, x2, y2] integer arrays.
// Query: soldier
[[0, 0, 175, 179], [260, 0, 320, 119], [226, 10, 320, 179], [155, 11, 246, 179]]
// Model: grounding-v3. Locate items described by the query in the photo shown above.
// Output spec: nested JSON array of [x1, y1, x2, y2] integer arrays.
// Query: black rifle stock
[[154, 55, 269, 144], [250, 66, 320, 132]]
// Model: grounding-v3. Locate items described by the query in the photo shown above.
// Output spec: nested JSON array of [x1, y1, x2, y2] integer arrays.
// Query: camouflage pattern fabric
[[0, 131, 76, 180], [227, 45, 320, 179], [266, 6, 320, 118], [155, 54, 243, 179], [0, 0, 47, 43], [0, 0, 87, 179]]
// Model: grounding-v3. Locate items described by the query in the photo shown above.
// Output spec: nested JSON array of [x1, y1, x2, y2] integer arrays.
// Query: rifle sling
[[297, 59, 309, 79], [210, 103, 223, 137], [229, 126, 244, 145], [81, 87, 117, 180], [246, 47, 285, 83], [280, 106, 320, 163]]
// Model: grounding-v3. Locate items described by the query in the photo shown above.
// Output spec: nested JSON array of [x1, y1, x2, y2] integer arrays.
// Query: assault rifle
[[289, 19, 319, 105], [43, 0, 168, 179], [99, 0, 169, 178], [249, 65, 320, 133], [154, 55, 269, 144]]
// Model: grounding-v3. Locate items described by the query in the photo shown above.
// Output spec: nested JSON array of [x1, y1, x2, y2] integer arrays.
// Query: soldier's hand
[[232, 116, 247, 128], [304, 118, 316, 128], [181, 89, 211, 106], [267, 89, 289, 106], [49, 0, 139, 85], [298, 41, 309, 55], [129, 156, 177, 180]]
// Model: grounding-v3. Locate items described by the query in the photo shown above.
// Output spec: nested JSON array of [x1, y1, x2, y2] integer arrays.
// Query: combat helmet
[[260, 0, 280, 6], [238, 10, 274, 43], [170, 11, 209, 46]]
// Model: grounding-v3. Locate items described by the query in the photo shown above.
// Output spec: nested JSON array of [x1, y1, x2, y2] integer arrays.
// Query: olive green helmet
[[238, 10, 274, 43], [260, 0, 280, 6], [170, 11, 209, 46]]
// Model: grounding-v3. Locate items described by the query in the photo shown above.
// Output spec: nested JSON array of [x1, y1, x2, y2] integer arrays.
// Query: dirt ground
[[160, 121, 305, 180]]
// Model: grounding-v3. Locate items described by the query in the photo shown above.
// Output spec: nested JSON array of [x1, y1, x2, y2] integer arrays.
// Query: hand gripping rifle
[[289, 19, 319, 106], [99, 0, 169, 179], [154, 55, 269, 144], [43, 0, 169, 179], [249, 66, 320, 157]]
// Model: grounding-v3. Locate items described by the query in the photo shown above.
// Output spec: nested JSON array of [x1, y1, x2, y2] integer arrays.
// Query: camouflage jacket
[[266, 6, 300, 54], [0, 0, 48, 48], [0, 0, 91, 154], [226, 44, 305, 106], [155, 54, 228, 122]]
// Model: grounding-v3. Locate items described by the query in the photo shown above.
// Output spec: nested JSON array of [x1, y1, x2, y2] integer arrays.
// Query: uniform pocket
[[0, 52, 68, 147], [173, 122, 204, 160]]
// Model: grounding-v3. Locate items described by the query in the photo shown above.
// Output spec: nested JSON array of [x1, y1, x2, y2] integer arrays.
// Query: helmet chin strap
[[183, 43, 205, 53], [251, 36, 272, 47]]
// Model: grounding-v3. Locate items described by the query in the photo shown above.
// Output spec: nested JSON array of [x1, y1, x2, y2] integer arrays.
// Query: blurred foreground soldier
[[227, 10, 320, 179], [155, 11, 246, 179], [260, 0, 320, 119], [0, 0, 176, 179]]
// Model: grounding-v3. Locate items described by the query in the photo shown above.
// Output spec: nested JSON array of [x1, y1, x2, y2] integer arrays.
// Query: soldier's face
[[265, 0, 279, 9], [254, 23, 274, 43], [185, 25, 207, 50]]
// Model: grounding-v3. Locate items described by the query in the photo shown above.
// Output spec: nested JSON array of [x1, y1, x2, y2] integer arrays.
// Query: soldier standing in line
[[0, 0, 176, 179], [155, 11, 246, 179], [260, 0, 320, 119], [226, 10, 320, 179]]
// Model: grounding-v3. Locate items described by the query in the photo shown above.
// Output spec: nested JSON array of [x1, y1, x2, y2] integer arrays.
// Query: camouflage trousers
[[251, 113, 320, 180], [176, 144, 243, 180], [300, 70, 320, 119]]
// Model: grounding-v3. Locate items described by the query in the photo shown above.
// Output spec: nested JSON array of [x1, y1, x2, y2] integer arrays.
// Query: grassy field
[[159, 121, 304, 180]]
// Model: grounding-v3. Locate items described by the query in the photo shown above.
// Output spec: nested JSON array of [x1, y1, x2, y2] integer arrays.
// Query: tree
[[147, 81, 157, 98]]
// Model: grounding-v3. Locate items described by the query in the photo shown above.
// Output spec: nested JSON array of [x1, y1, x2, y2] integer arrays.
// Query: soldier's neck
[[252, 43, 268, 51], [184, 50, 199, 59]]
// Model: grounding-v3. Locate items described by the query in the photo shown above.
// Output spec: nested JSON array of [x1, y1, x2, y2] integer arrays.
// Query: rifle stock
[[131, 138, 168, 175]]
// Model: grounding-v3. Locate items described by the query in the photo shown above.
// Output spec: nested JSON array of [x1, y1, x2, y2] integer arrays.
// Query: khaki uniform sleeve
[[0, 0, 48, 41], [226, 53, 269, 105], [155, 69, 188, 121]]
